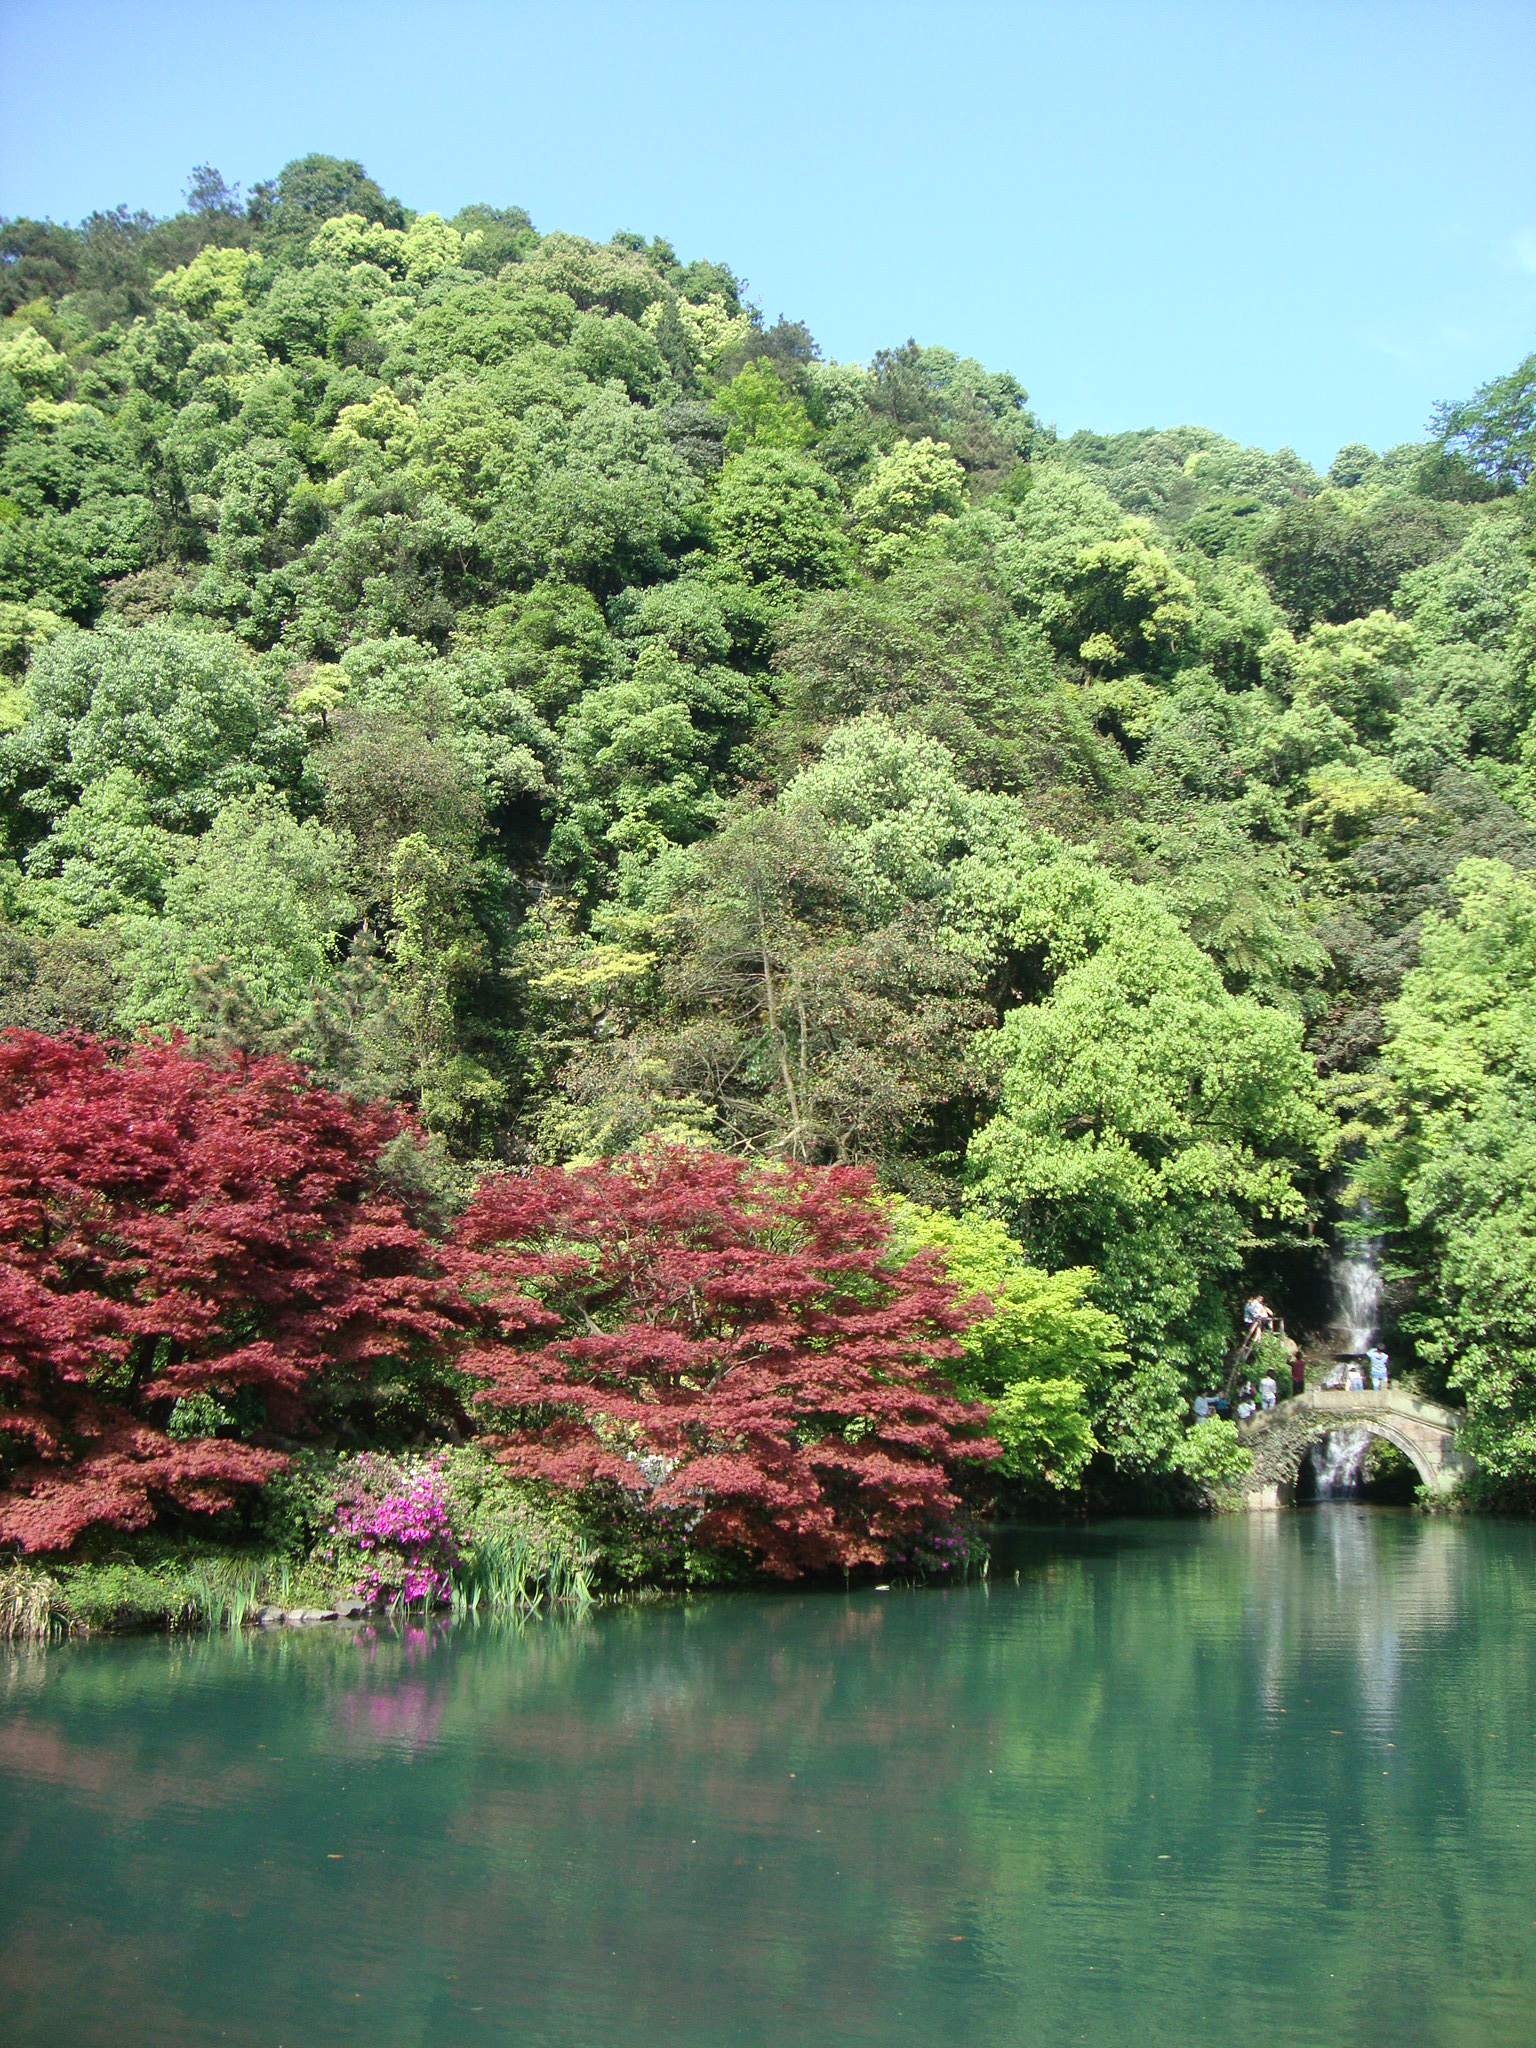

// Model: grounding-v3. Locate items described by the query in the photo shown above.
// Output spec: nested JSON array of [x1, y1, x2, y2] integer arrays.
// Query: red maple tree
[[452, 1147, 995, 1576], [0, 1032, 462, 1553]]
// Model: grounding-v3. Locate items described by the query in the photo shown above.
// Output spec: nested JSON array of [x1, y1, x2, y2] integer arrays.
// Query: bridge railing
[[1236, 1387, 1463, 1434]]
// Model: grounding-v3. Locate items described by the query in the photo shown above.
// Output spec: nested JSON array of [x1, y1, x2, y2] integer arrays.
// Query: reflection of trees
[[966, 1519, 1535, 2046], [2, 1520, 1533, 2046]]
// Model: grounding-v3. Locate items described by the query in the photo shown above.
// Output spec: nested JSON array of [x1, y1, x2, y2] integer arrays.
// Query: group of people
[[1194, 1382, 1271, 1422], [1234, 1374, 1277, 1422], [1193, 1379, 1280, 1423], [1190, 1294, 1391, 1426], [1322, 1346, 1390, 1394]]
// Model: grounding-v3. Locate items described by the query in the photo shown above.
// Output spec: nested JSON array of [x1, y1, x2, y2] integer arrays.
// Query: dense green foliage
[[3, 154, 1534, 1505], [1353, 861, 1536, 1492]]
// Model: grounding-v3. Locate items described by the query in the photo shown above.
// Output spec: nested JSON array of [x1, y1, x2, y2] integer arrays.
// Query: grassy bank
[[1, 1446, 598, 1642]]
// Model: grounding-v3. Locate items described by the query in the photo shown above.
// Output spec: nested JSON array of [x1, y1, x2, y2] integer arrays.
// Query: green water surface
[[3, 1510, 1534, 2047]]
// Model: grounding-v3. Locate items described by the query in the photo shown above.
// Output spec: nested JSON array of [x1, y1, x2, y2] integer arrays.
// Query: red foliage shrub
[[453, 1147, 995, 1576], [0, 1032, 461, 1553]]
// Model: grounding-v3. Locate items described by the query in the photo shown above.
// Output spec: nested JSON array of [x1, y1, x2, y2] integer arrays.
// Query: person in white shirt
[[1244, 1294, 1274, 1333], [1259, 1374, 1277, 1411], [1367, 1346, 1389, 1390]]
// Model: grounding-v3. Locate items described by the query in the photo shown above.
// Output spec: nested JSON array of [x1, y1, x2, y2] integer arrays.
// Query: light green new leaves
[[711, 361, 815, 453], [22, 767, 179, 923], [853, 437, 965, 574], [0, 323, 72, 398], [888, 1200, 1113, 1492], [781, 713, 980, 923], [990, 1380, 1102, 1492], [154, 247, 261, 336], [117, 796, 355, 1028], [308, 211, 478, 284]]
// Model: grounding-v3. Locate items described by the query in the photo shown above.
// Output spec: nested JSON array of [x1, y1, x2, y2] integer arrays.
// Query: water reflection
[[3, 1517, 1534, 2048], [333, 1620, 458, 1749]]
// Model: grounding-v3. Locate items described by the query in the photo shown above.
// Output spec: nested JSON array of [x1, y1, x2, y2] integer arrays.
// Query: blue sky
[[2, 0, 1533, 470]]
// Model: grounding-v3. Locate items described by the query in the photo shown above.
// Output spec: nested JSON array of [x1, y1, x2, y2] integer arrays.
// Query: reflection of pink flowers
[[367, 1682, 443, 1742], [333, 1456, 459, 1606], [337, 1679, 446, 1748], [337, 1623, 451, 1750]]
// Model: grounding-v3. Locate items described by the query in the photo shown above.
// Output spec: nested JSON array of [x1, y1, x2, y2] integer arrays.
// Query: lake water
[[3, 1511, 1534, 2048]]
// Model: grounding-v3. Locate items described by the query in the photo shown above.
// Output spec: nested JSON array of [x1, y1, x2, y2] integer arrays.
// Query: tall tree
[[1431, 354, 1536, 493]]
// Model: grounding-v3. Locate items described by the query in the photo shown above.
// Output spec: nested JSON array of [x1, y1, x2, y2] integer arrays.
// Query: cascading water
[[1308, 1426, 1373, 1499], [1308, 1240, 1385, 1497], [1331, 1249, 1382, 1356]]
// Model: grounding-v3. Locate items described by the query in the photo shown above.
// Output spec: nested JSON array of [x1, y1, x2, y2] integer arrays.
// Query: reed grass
[[452, 1525, 594, 1618], [0, 1564, 66, 1643], [184, 1560, 262, 1631], [183, 1553, 300, 1631]]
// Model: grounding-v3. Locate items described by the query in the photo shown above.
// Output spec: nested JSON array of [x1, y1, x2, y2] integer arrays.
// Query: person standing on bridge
[[1368, 1346, 1389, 1390]]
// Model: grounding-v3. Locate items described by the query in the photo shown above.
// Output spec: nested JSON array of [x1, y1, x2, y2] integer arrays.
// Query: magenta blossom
[[333, 1456, 460, 1607]]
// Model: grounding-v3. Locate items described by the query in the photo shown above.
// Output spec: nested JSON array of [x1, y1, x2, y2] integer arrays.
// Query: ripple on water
[[1, 1513, 1534, 2048]]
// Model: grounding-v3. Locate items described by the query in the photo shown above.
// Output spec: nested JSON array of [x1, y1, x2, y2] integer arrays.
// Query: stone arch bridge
[[1233, 1389, 1475, 1509]]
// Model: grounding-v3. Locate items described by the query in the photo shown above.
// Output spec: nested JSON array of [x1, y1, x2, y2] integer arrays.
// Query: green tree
[[387, 830, 504, 1139], [1355, 859, 1536, 1488], [711, 447, 852, 594], [853, 436, 966, 574], [20, 766, 179, 921], [319, 714, 487, 915], [965, 861, 1330, 1444], [549, 640, 750, 893], [539, 799, 987, 1167], [1255, 493, 1465, 631], [1066, 532, 1196, 674], [711, 359, 815, 452], [769, 554, 1062, 787], [780, 712, 997, 923], [866, 341, 1037, 483], [888, 1201, 1112, 1491], [117, 796, 354, 1028], [1431, 352, 1536, 492], [2, 622, 299, 834], [252, 154, 405, 246]]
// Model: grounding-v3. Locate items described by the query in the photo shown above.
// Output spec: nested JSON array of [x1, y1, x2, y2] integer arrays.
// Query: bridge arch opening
[[1292, 1423, 1435, 1504]]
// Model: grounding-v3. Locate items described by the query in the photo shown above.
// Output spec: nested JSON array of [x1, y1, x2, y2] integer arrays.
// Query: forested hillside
[[3, 153, 1535, 1538]]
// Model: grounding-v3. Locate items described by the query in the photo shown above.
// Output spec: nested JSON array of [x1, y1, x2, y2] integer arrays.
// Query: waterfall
[[1311, 1427, 1373, 1499], [1331, 1248, 1381, 1355]]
